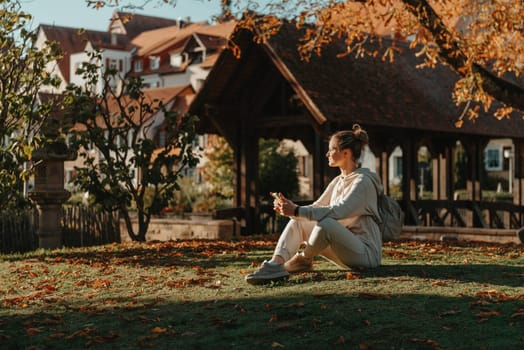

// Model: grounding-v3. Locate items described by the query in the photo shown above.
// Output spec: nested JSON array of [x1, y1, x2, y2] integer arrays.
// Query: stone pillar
[[28, 140, 74, 249]]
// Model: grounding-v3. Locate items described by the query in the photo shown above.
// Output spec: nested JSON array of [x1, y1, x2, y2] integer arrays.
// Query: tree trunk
[[136, 209, 149, 242], [120, 208, 145, 242]]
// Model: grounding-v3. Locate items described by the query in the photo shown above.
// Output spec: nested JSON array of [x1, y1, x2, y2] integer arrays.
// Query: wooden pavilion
[[189, 23, 524, 234]]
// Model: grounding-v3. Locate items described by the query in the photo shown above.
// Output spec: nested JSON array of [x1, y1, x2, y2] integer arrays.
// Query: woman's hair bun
[[352, 124, 369, 144]]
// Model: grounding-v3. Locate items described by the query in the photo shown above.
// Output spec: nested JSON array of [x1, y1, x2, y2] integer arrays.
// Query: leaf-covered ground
[[1, 237, 523, 349]]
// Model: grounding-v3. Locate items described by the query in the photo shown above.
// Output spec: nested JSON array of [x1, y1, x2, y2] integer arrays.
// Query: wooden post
[[445, 144, 454, 200], [439, 152, 448, 199], [513, 139, 524, 226], [430, 140, 451, 200], [234, 127, 242, 208], [238, 119, 259, 234], [312, 131, 326, 198], [464, 138, 489, 226], [401, 139, 417, 201], [368, 138, 389, 195]]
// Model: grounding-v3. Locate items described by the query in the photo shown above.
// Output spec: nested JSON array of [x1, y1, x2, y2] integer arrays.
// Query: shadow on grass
[[365, 264, 524, 288], [292, 263, 524, 288], [1, 291, 522, 350], [3, 241, 522, 288], [0, 240, 272, 268]]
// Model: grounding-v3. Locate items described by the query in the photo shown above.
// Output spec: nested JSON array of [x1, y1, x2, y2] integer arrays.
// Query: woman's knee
[[312, 217, 342, 243], [286, 218, 316, 235], [282, 219, 307, 239], [317, 217, 342, 230]]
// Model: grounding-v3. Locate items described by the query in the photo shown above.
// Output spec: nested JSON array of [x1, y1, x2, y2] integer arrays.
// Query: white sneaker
[[245, 260, 289, 285]]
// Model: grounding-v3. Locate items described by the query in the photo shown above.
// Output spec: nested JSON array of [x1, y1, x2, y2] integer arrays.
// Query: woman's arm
[[275, 176, 340, 217], [299, 175, 377, 221]]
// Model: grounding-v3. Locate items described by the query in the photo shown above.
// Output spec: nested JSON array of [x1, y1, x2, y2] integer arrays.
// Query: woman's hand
[[271, 192, 298, 217], [271, 192, 283, 215]]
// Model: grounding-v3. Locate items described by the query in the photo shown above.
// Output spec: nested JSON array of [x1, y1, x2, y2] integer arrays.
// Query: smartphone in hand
[[270, 192, 282, 200]]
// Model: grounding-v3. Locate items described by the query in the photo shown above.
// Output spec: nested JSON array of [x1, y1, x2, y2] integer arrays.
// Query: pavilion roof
[[191, 22, 523, 139]]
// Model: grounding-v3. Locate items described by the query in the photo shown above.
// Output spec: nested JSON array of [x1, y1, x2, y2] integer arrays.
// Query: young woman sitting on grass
[[246, 125, 383, 285]]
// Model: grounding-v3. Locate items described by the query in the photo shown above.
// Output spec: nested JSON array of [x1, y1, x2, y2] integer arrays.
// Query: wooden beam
[[256, 115, 313, 128], [202, 103, 236, 146], [261, 38, 328, 125], [236, 115, 260, 234], [246, 65, 282, 115]]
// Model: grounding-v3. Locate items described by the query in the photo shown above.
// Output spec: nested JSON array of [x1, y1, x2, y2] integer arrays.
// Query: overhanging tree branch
[[401, 0, 524, 111]]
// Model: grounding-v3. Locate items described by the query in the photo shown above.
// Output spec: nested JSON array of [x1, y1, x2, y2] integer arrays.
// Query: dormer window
[[134, 60, 143, 72], [150, 56, 160, 70], [170, 53, 184, 67]]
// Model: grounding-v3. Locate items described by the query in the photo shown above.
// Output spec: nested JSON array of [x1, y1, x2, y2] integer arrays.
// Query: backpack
[[375, 193, 404, 242]]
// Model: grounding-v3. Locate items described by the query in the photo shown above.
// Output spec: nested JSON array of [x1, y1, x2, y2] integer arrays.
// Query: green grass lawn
[[1, 237, 522, 350]]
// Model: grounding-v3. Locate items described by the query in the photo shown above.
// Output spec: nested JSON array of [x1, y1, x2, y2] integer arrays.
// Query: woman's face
[[326, 138, 350, 167]]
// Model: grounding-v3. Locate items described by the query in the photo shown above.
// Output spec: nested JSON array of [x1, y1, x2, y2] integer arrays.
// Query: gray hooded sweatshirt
[[298, 167, 383, 266]]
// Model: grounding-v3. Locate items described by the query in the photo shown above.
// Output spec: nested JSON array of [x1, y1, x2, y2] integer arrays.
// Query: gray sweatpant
[[274, 218, 375, 268]]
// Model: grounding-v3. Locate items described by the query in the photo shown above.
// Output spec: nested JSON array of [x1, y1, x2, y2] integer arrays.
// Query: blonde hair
[[331, 124, 369, 161]]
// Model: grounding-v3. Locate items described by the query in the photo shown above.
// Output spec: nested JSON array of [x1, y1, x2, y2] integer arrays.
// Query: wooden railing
[[215, 200, 524, 234], [403, 200, 524, 230]]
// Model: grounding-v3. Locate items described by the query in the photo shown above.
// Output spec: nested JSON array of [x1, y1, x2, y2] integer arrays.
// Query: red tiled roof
[[131, 22, 207, 56], [39, 24, 128, 82], [200, 52, 220, 69], [71, 85, 194, 132], [132, 20, 236, 57], [193, 21, 237, 39], [104, 85, 194, 125], [129, 21, 236, 77], [110, 12, 182, 39]]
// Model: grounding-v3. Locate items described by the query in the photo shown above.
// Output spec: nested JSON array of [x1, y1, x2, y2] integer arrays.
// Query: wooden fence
[[61, 205, 120, 247], [0, 209, 38, 253], [0, 205, 120, 253]]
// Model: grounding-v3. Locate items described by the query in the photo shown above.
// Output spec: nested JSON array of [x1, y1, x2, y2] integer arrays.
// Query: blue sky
[[20, 0, 223, 31]]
